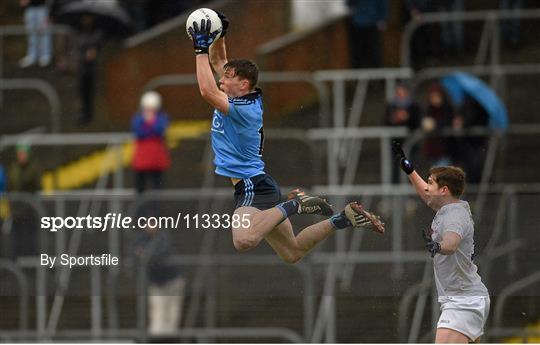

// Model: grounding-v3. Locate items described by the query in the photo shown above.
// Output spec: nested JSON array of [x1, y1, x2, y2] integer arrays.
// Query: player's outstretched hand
[[391, 140, 414, 175], [188, 19, 220, 55], [215, 10, 229, 37]]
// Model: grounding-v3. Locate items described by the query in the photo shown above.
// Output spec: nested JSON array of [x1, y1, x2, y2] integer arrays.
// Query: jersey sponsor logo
[[211, 112, 224, 134]]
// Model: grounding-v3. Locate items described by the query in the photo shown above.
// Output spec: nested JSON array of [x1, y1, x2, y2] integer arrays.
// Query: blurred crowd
[[385, 81, 490, 184], [346, 0, 524, 68]]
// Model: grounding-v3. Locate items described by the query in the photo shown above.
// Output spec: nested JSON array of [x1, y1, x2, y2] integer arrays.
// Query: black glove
[[425, 240, 441, 258], [188, 19, 220, 55], [391, 140, 414, 175], [215, 10, 229, 38]]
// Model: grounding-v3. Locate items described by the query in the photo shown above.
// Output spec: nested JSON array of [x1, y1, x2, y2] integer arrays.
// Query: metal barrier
[[0, 259, 29, 333], [0, 185, 538, 341], [0, 78, 61, 133], [144, 72, 332, 127], [1, 123, 540, 341], [0, 24, 73, 131], [136, 254, 314, 342], [400, 9, 540, 67], [494, 270, 540, 328]]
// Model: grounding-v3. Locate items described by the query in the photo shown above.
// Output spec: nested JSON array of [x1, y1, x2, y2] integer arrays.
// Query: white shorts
[[437, 296, 490, 341]]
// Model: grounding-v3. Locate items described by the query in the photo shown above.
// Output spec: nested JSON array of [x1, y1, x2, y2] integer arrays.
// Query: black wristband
[[400, 158, 414, 175]]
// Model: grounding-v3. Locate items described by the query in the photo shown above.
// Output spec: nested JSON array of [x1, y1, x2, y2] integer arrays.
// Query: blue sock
[[276, 200, 299, 219], [329, 211, 351, 229]]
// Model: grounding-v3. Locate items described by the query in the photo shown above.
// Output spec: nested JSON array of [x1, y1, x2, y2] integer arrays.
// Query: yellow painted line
[[41, 120, 209, 193], [504, 321, 540, 343]]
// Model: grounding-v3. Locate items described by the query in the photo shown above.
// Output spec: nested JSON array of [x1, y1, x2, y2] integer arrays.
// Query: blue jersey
[[211, 89, 265, 178]]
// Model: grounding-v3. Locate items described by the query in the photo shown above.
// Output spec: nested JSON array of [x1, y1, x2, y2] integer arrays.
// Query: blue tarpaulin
[[441, 72, 509, 130]]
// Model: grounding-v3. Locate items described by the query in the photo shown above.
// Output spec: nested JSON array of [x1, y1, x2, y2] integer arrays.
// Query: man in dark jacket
[[133, 219, 185, 339], [75, 14, 103, 125], [8, 144, 40, 258], [346, 0, 388, 68]]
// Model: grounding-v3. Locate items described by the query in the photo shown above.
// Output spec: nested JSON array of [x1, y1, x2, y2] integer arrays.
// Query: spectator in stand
[[452, 95, 489, 183], [8, 144, 41, 258], [438, 0, 465, 55], [75, 14, 103, 125], [384, 83, 422, 182], [421, 83, 455, 167], [346, 0, 388, 68], [405, 0, 437, 66], [0, 165, 10, 257], [19, 0, 52, 68], [49, 0, 76, 72], [385, 83, 422, 130], [132, 219, 185, 340], [500, 0, 523, 48], [131, 91, 171, 194]]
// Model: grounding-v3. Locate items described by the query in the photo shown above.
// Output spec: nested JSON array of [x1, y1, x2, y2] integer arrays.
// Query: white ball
[[186, 8, 223, 42]]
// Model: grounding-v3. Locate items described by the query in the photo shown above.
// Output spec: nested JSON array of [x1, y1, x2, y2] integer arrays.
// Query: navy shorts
[[234, 174, 282, 210]]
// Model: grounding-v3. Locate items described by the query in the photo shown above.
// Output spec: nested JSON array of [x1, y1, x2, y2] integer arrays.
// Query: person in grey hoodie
[[392, 140, 490, 343]]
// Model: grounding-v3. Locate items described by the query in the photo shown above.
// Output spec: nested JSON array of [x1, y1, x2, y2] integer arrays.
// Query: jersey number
[[258, 126, 265, 156]]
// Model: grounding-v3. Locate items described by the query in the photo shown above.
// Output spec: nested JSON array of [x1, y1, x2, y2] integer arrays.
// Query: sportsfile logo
[[41, 213, 251, 232], [41, 213, 148, 232]]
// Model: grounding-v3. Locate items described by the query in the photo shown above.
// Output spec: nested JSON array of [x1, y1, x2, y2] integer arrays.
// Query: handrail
[[143, 71, 332, 127], [494, 269, 540, 327], [0, 327, 305, 342], [0, 260, 29, 332], [2, 193, 48, 337], [2, 186, 537, 341], [0, 79, 61, 133], [134, 254, 313, 342], [400, 9, 540, 67], [398, 261, 433, 343], [0, 24, 73, 131], [412, 63, 540, 90], [0, 24, 73, 35]]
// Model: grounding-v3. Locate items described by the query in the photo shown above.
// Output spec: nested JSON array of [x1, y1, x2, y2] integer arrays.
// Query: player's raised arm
[[209, 11, 229, 77], [188, 19, 229, 114], [391, 140, 431, 207]]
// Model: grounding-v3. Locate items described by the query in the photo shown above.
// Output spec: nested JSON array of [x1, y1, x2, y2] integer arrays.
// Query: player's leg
[[231, 190, 336, 252], [264, 201, 385, 263], [435, 328, 469, 343], [230, 177, 334, 252], [264, 217, 335, 263], [231, 206, 286, 251], [230, 175, 383, 254]]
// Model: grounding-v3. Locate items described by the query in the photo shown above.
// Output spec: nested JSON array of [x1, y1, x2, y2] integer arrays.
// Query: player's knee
[[280, 251, 302, 264], [233, 236, 258, 252]]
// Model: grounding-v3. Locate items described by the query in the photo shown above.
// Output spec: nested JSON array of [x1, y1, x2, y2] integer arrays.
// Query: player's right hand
[[215, 10, 229, 38], [391, 140, 414, 175], [188, 19, 220, 55]]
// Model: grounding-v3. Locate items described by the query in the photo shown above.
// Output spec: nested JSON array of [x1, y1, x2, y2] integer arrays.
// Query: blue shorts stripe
[[242, 179, 249, 206], [242, 178, 254, 206], [246, 179, 254, 206]]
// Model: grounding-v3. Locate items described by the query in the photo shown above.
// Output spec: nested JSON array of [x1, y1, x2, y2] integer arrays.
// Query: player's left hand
[[188, 19, 220, 55], [425, 240, 441, 257], [215, 10, 229, 37], [391, 140, 414, 175]]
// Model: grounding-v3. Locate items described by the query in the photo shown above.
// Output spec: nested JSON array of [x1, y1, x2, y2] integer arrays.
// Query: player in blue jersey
[[188, 14, 384, 263]]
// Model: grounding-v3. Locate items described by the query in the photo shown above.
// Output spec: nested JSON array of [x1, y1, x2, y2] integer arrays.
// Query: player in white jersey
[[392, 141, 490, 343]]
